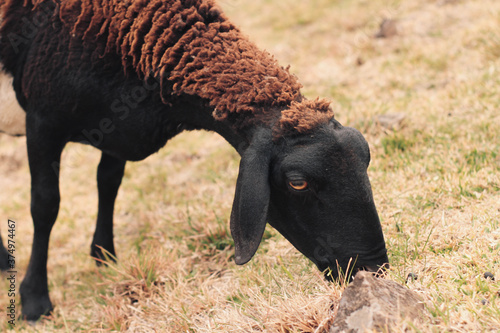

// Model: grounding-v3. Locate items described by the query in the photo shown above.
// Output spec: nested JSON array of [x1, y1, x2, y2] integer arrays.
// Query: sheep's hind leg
[[90, 152, 126, 265], [20, 120, 65, 321], [0, 233, 9, 270]]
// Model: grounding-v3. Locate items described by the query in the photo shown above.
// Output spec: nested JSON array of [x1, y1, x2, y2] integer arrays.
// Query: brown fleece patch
[[277, 98, 334, 136], [1, 0, 333, 134]]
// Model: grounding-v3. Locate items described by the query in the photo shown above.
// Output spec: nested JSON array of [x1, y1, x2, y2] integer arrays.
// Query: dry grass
[[1, 0, 500, 331]]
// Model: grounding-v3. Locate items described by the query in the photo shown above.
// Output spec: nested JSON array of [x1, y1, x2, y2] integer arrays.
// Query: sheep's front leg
[[0, 233, 9, 270], [20, 120, 65, 321], [90, 152, 126, 265]]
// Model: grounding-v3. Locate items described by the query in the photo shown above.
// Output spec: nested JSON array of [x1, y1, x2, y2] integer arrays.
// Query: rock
[[375, 19, 398, 39], [484, 272, 495, 281], [329, 271, 426, 333]]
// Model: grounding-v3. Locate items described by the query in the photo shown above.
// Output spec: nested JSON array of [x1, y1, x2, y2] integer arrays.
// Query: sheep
[[0, 0, 389, 321]]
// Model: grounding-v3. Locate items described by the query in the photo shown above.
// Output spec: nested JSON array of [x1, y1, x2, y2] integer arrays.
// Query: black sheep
[[0, 0, 388, 321]]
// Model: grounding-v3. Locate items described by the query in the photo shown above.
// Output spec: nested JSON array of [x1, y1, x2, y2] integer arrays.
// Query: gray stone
[[375, 19, 398, 39], [329, 271, 426, 333]]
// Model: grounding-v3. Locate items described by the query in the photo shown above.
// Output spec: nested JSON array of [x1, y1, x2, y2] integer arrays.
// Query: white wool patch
[[0, 69, 26, 135]]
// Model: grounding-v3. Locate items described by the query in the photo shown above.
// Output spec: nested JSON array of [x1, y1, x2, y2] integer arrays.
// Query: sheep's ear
[[230, 130, 272, 265]]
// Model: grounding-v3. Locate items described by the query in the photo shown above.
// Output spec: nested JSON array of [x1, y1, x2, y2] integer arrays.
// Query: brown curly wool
[[277, 98, 334, 136], [2, 0, 334, 134]]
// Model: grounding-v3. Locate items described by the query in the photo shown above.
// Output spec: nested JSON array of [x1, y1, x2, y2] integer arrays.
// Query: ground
[[0, 0, 499, 331]]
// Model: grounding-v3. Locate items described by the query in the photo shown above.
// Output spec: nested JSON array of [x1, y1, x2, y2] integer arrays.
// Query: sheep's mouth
[[319, 261, 390, 282], [357, 263, 390, 277]]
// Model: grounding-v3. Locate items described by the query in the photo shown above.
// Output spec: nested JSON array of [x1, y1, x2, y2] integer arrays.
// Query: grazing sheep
[[0, 0, 389, 321]]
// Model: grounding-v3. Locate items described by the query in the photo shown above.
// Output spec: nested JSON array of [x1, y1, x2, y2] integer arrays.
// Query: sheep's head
[[230, 118, 388, 281]]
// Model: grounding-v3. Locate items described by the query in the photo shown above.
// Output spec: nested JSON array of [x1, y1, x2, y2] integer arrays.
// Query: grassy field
[[1, 0, 500, 331]]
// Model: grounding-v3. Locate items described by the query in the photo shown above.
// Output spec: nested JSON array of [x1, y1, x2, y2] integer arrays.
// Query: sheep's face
[[230, 120, 388, 281]]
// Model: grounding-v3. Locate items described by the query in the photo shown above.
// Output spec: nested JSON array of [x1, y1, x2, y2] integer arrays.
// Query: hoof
[[90, 244, 116, 266], [20, 292, 53, 321]]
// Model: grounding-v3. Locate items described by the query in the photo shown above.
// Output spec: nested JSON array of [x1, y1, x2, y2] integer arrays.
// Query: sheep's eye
[[288, 180, 308, 191]]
